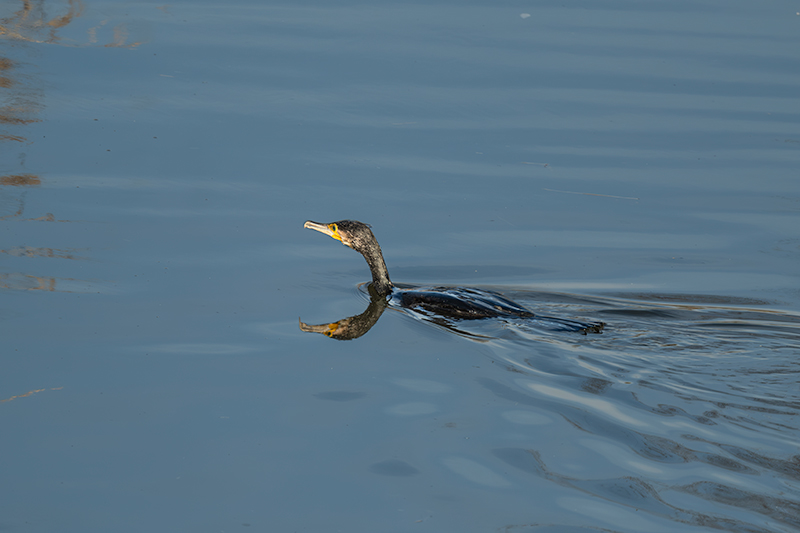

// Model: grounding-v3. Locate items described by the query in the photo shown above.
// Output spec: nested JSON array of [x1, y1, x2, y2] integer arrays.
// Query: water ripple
[[469, 289, 800, 532]]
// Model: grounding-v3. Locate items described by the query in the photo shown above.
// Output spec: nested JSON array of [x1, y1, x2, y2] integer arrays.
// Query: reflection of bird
[[303, 219, 603, 332], [299, 283, 389, 340]]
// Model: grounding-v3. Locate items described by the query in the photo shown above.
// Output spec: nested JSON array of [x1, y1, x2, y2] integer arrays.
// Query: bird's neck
[[361, 244, 393, 296]]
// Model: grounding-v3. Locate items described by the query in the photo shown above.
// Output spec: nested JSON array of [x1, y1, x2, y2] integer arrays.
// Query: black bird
[[304, 220, 394, 296], [303, 219, 604, 333]]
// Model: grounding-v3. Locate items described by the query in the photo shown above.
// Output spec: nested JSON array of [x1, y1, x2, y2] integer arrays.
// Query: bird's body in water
[[303, 219, 604, 333]]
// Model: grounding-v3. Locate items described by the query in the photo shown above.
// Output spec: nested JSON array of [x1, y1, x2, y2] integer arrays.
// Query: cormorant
[[303, 219, 604, 333]]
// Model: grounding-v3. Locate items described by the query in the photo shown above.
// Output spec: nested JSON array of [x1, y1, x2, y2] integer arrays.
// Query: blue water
[[2, 1, 799, 531]]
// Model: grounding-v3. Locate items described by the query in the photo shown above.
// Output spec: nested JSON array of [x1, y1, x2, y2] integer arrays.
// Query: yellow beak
[[304, 220, 342, 242]]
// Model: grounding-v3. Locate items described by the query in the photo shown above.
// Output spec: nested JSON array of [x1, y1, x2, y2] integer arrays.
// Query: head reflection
[[299, 284, 388, 340]]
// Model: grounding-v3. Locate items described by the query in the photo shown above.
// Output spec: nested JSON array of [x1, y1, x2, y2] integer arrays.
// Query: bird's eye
[[325, 321, 341, 337], [328, 224, 343, 242]]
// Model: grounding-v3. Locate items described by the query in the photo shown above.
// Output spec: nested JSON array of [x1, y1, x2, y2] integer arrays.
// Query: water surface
[[2, 0, 799, 531]]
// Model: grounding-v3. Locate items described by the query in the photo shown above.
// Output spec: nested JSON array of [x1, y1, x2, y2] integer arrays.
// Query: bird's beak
[[299, 317, 344, 337], [304, 220, 342, 242]]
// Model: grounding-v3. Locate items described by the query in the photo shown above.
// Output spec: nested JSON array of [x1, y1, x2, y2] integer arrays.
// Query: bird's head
[[304, 219, 393, 295], [303, 220, 376, 253]]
